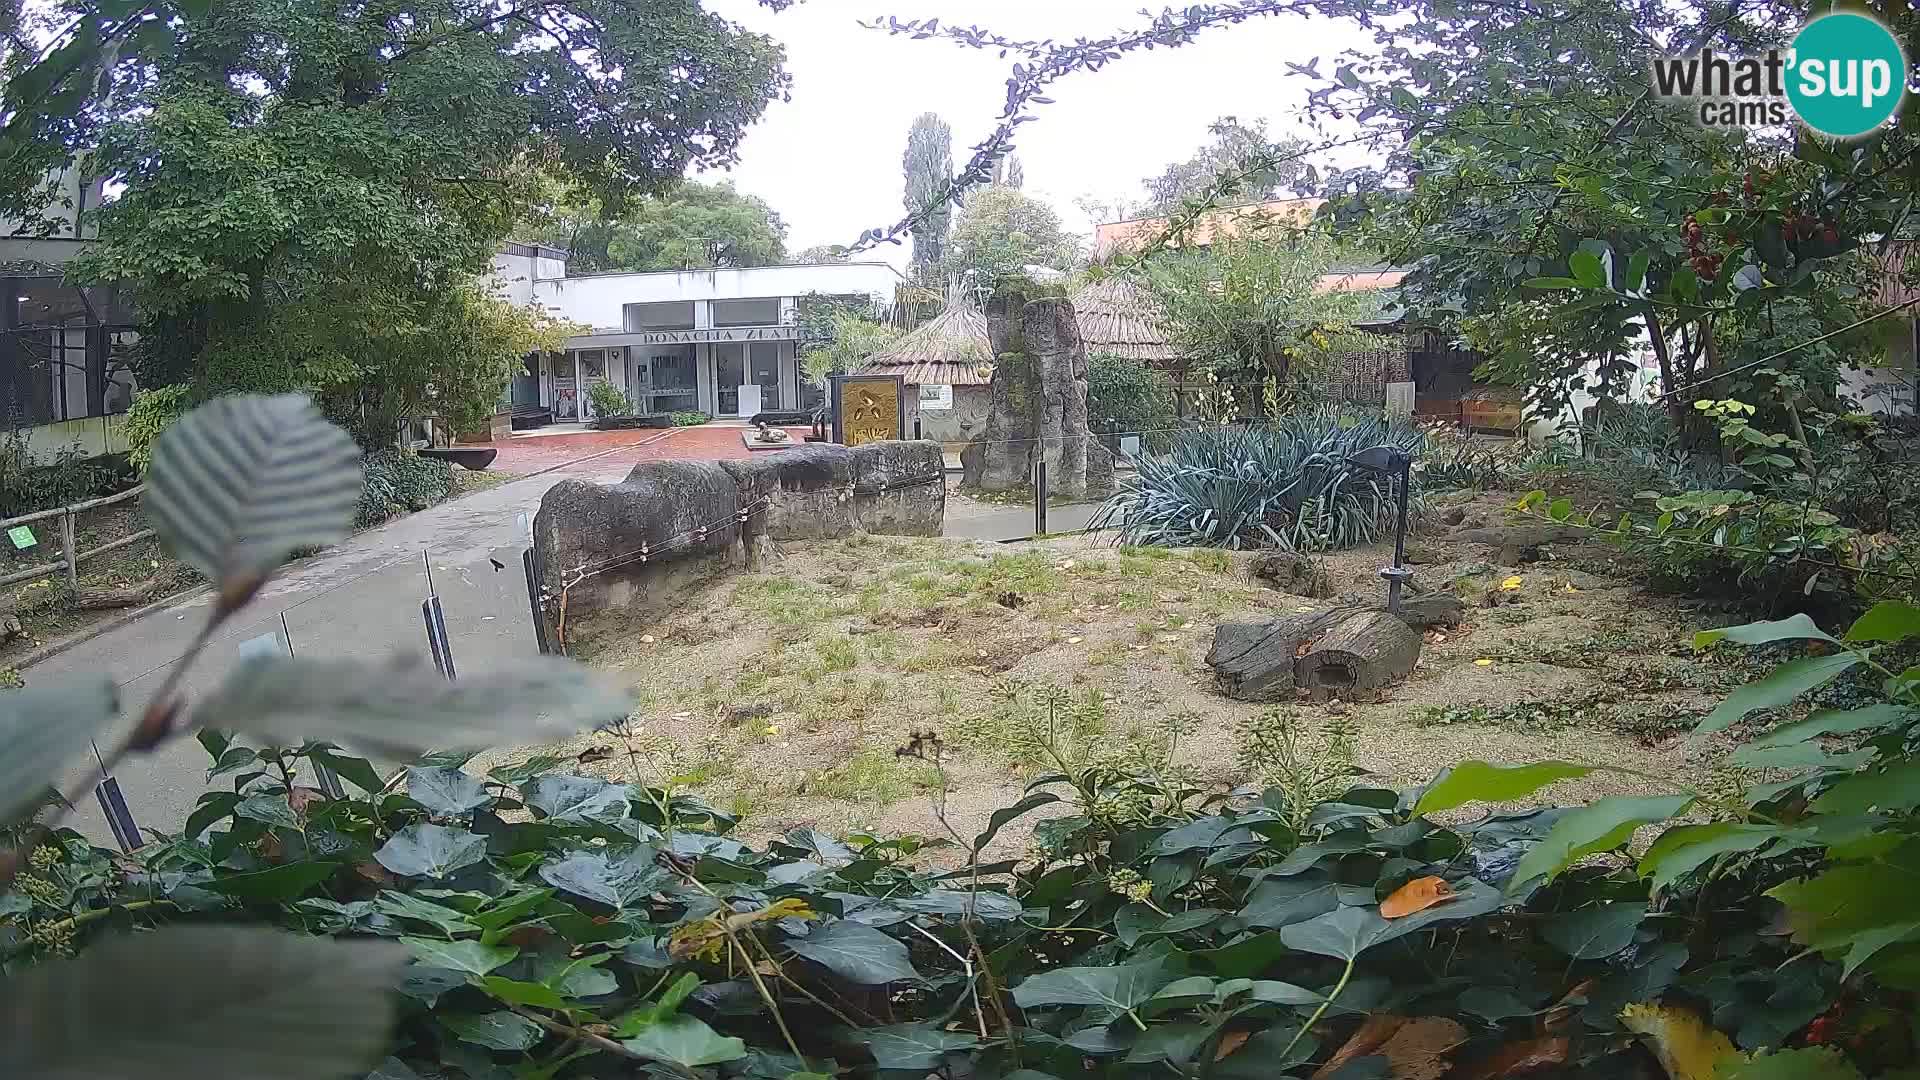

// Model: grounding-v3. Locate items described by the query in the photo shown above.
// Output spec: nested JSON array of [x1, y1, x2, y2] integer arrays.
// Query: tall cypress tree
[[902, 112, 954, 281]]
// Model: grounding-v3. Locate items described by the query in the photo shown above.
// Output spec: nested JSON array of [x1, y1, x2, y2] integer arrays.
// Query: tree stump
[[1205, 609, 1349, 702], [1296, 610, 1423, 702]]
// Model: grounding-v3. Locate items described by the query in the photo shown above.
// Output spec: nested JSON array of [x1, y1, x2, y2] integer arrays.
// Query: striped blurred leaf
[[146, 394, 362, 582], [195, 654, 633, 759], [0, 679, 118, 825], [0, 926, 404, 1080]]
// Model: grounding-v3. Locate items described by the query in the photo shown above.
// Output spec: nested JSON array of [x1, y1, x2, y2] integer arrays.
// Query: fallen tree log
[[1393, 594, 1466, 629], [72, 578, 163, 610], [1205, 608, 1352, 702], [1296, 610, 1423, 702]]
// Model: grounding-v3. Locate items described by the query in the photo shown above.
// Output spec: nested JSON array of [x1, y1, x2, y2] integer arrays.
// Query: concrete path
[[35, 440, 1102, 845]]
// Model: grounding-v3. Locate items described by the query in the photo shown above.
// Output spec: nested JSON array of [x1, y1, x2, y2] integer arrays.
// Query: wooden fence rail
[[0, 487, 151, 589]]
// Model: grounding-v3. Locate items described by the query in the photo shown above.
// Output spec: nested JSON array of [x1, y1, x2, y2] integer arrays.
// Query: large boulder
[[721, 444, 857, 541], [720, 440, 945, 540], [534, 460, 743, 645], [848, 440, 945, 536]]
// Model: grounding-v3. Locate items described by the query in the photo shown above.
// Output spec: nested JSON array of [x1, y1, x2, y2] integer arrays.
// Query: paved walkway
[[489, 424, 815, 475], [37, 441, 1100, 845]]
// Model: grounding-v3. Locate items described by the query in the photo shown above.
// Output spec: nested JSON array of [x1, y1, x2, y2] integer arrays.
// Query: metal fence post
[[1034, 457, 1049, 537]]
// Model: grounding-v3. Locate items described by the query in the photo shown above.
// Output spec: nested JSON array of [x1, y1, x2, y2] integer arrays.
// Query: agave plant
[[1092, 409, 1428, 551]]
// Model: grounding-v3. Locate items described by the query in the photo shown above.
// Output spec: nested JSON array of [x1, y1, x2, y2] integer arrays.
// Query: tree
[[40, 0, 789, 446], [942, 186, 1082, 284], [1145, 233, 1387, 401], [793, 244, 851, 264], [1139, 116, 1310, 217], [903, 112, 954, 280], [601, 182, 788, 271]]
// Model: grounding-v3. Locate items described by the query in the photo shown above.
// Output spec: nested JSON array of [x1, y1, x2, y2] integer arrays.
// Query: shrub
[[0, 431, 115, 518], [672, 410, 711, 426], [1092, 409, 1427, 550], [356, 449, 453, 528], [1086, 353, 1178, 442], [586, 380, 630, 418], [124, 383, 194, 475]]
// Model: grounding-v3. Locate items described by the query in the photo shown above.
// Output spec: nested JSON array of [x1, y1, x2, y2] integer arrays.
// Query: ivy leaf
[[1522, 276, 1580, 289], [0, 679, 118, 825], [887, 889, 1023, 921], [194, 654, 632, 760], [1279, 877, 1506, 959], [311, 749, 384, 794], [1012, 958, 1173, 1009], [972, 791, 1060, 853], [441, 1011, 543, 1051], [1744, 704, 1912, 749], [406, 766, 492, 817], [784, 827, 854, 862], [1638, 823, 1799, 892], [203, 861, 338, 902], [1457, 987, 1534, 1023], [850, 1023, 979, 1070], [1509, 795, 1693, 890], [374, 891, 481, 937], [1568, 248, 1608, 288], [1413, 761, 1592, 816], [234, 793, 300, 830], [401, 937, 517, 976], [145, 394, 362, 581], [0, 926, 403, 1080], [1542, 902, 1645, 959], [1814, 761, 1920, 815], [524, 774, 632, 824], [1239, 875, 1353, 929], [479, 977, 569, 1009], [786, 921, 921, 985], [621, 1016, 747, 1067], [1844, 601, 1920, 643], [538, 849, 670, 911], [1696, 653, 1861, 733], [1694, 614, 1839, 649], [375, 823, 489, 879]]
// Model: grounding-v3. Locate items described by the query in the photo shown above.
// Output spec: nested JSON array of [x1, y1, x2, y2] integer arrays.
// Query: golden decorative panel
[[838, 376, 902, 447]]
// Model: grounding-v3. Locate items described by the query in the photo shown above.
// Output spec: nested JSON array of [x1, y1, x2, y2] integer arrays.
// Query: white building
[[492, 244, 904, 423]]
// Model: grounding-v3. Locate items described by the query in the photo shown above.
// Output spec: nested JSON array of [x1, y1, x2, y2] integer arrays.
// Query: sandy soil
[[476, 489, 1758, 859]]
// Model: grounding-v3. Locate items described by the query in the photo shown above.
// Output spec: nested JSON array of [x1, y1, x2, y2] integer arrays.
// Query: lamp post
[[1346, 445, 1414, 613]]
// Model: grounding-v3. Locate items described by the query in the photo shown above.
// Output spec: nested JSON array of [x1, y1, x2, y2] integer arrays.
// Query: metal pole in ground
[[421, 550, 456, 680], [286, 611, 347, 798], [91, 742, 140, 852], [1034, 456, 1049, 537]]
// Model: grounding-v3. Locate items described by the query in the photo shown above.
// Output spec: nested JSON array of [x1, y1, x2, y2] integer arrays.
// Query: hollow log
[[72, 578, 163, 610], [1205, 609, 1350, 702], [1296, 610, 1423, 702]]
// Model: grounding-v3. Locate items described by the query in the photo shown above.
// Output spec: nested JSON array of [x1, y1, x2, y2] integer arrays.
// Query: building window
[[711, 298, 780, 328], [624, 301, 695, 332]]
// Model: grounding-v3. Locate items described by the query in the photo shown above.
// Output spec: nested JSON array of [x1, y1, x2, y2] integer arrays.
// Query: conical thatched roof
[[1071, 276, 1181, 367], [857, 290, 994, 386]]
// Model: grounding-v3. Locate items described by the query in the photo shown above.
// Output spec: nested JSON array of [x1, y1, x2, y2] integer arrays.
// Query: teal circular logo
[[1786, 13, 1907, 138]]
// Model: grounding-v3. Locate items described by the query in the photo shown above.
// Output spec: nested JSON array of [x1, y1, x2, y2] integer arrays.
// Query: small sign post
[[918, 384, 954, 411], [7, 525, 35, 550]]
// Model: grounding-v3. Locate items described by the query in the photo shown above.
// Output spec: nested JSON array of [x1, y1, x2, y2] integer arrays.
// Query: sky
[[701, 0, 1378, 271]]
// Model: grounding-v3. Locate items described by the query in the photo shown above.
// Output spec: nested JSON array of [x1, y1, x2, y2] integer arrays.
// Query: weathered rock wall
[[961, 288, 1112, 500], [536, 441, 945, 648]]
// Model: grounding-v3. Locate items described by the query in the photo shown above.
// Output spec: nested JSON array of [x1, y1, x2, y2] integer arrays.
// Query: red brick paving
[[486, 425, 815, 477]]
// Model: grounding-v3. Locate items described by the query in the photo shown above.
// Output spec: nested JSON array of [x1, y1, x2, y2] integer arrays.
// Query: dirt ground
[[481, 489, 1762, 856]]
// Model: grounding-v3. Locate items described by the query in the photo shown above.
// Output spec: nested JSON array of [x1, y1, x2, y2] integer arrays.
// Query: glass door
[[647, 347, 698, 415], [750, 343, 782, 412], [714, 343, 746, 416], [552, 352, 579, 421]]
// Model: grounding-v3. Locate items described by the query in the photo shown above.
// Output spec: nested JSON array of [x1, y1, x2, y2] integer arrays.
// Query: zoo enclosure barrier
[[0, 486, 151, 588]]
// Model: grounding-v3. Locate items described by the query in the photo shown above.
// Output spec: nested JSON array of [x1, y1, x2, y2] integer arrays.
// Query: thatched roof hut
[[1071, 276, 1181, 367], [856, 292, 994, 387]]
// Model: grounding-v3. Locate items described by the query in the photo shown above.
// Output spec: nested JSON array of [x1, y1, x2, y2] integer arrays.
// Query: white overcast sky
[[701, 0, 1377, 269]]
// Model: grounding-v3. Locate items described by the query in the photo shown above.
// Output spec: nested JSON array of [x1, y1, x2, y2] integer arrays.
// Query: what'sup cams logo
[[1651, 12, 1909, 137]]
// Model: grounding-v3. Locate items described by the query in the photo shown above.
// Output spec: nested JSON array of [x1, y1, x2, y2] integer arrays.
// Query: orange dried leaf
[[1380, 876, 1457, 919], [1455, 1035, 1571, 1080], [1214, 1029, 1252, 1061], [1312, 1015, 1407, 1080]]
